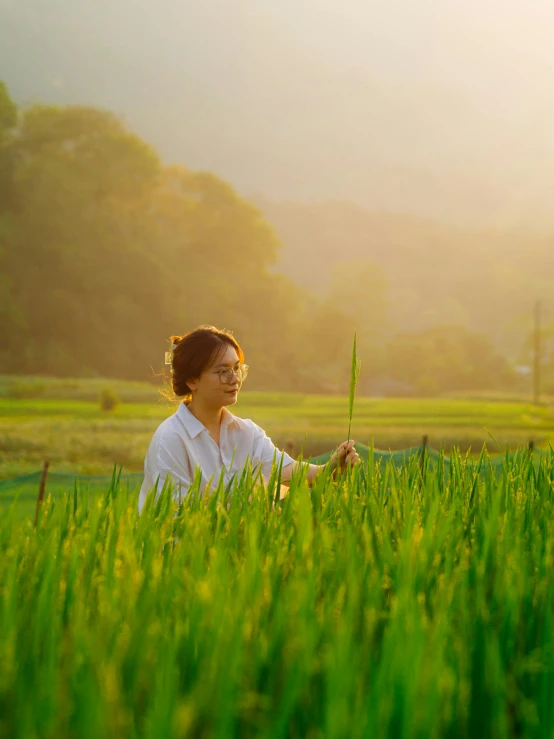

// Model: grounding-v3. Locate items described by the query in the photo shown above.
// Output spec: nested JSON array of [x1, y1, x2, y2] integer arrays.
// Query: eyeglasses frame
[[212, 363, 249, 384]]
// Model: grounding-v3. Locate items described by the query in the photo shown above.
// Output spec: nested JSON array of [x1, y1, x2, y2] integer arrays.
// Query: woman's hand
[[329, 440, 361, 476]]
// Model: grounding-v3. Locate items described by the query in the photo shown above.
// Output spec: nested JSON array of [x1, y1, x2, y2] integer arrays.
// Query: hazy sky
[[2, 0, 554, 224]]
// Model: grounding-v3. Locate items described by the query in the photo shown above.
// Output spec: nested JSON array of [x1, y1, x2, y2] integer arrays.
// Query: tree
[[387, 324, 515, 396], [0, 82, 330, 389], [0, 81, 16, 140], [0, 83, 22, 358], [1, 101, 165, 376]]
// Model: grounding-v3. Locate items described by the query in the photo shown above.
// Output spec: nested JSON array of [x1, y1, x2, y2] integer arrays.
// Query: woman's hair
[[169, 325, 245, 400]]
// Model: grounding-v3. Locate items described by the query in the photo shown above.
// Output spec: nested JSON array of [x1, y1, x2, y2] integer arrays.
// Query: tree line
[[0, 81, 544, 396]]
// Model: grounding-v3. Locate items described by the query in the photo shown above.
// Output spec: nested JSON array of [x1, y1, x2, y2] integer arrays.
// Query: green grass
[[2, 450, 554, 737], [1, 389, 553, 483], [0, 374, 163, 403]]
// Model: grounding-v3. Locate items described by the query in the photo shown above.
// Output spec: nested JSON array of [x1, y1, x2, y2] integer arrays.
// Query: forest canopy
[[0, 81, 549, 396]]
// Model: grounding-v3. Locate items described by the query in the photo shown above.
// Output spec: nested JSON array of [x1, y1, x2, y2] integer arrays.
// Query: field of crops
[[1, 374, 553, 483], [2, 449, 554, 738]]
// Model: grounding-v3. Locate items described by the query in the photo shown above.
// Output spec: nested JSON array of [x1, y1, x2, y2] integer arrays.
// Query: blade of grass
[[347, 332, 361, 445]]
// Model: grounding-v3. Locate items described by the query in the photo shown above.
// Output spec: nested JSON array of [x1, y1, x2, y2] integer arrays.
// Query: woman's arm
[[279, 461, 324, 487], [280, 440, 360, 488]]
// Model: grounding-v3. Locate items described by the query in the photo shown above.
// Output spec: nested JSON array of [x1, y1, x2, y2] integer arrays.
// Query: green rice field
[[3, 376, 554, 736], [2, 450, 554, 737], [1, 374, 553, 483]]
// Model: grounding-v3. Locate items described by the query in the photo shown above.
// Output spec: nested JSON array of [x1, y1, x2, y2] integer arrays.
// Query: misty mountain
[[259, 198, 553, 357]]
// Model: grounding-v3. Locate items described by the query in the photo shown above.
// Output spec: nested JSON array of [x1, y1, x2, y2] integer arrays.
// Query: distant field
[[1, 375, 553, 481]]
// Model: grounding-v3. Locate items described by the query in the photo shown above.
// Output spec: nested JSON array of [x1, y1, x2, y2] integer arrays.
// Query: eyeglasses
[[212, 364, 249, 384]]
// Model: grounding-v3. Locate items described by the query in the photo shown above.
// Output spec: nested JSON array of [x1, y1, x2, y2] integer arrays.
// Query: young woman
[[138, 325, 360, 512]]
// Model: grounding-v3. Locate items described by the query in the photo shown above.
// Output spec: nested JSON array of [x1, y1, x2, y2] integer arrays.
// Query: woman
[[138, 325, 360, 512]]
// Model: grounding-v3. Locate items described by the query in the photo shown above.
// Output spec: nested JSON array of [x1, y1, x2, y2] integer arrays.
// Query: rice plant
[[1, 449, 554, 738], [347, 331, 361, 445]]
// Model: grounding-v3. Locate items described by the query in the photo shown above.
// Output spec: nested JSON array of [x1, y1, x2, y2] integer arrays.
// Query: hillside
[[260, 199, 554, 355]]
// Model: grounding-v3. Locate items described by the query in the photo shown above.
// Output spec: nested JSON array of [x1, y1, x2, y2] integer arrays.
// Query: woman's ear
[[186, 377, 198, 392]]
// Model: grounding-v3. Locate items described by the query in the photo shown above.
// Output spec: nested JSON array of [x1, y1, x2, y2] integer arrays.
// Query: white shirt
[[138, 402, 295, 512]]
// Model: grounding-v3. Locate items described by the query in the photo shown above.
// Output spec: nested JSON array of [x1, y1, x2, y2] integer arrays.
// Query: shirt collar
[[176, 402, 238, 439]]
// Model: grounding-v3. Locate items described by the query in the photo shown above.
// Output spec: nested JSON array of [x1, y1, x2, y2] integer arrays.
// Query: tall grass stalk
[[1, 450, 554, 737], [347, 331, 361, 445]]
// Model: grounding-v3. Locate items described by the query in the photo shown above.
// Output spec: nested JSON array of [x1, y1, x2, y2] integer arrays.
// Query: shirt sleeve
[[250, 421, 295, 481], [153, 432, 192, 503]]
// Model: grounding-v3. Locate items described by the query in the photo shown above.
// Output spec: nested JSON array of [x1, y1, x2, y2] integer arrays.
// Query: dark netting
[[309, 443, 552, 472], [1, 446, 552, 510], [0, 471, 144, 508]]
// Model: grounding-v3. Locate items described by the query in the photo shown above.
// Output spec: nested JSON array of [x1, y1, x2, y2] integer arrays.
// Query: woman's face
[[187, 344, 243, 408]]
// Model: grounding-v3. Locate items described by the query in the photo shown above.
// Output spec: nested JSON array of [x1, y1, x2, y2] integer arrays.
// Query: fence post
[[34, 460, 50, 528]]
